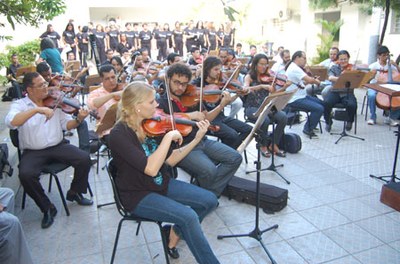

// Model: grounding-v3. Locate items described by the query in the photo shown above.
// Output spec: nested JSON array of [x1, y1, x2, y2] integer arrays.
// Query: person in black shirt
[[62, 22, 77, 58], [172, 21, 184, 56], [107, 24, 120, 52], [123, 23, 135, 50], [206, 22, 218, 51], [6, 54, 23, 99], [184, 20, 197, 53], [39, 24, 61, 49], [139, 23, 152, 58], [195, 21, 206, 49], [77, 26, 89, 67], [154, 25, 168, 61], [94, 24, 107, 64]]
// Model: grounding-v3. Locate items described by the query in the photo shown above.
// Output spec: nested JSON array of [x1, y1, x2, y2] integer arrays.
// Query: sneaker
[[367, 119, 375, 125], [302, 130, 318, 138], [384, 117, 399, 126]]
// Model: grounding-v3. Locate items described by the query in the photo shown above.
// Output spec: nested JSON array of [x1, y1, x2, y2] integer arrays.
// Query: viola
[[142, 109, 219, 137], [43, 88, 99, 119]]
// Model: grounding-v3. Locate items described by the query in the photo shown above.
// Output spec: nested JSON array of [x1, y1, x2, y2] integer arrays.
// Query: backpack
[[2, 85, 19, 102], [0, 143, 13, 179]]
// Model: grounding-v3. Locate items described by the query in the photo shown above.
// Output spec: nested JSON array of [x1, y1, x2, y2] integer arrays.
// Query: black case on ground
[[279, 132, 302, 153], [222, 176, 288, 214]]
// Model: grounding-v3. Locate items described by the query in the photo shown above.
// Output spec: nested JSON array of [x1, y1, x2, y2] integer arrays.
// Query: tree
[[312, 19, 344, 64], [309, 0, 400, 45], [0, 0, 66, 40]]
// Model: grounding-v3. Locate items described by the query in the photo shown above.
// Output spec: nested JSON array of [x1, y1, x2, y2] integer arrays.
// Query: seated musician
[[188, 46, 202, 66], [157, 63, 242, 197], [110, 56, 128, 83], [367, 45, 400, 126], [319, 47, 339, 69], [36, 62, 92, 156], [271, 49, 291, 75], [5, 72, 93, 229], [87, 65, 123, 143], [218, 48, 244, 118], [5, 53, 23, 99], [285, 51, 330, 138], [243, 53, 288, 157], [191, 56, 252, 150], [109, 82, 219, 262], [323, 50, 357, 132]]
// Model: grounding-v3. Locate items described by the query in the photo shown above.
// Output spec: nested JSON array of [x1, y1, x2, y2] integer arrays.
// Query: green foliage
[[312, 19, 344, 64], [309, 0, 400, 13], [220, 0, 240, 22], [0, 40, 40, 75], [0, 0, 66, 40]]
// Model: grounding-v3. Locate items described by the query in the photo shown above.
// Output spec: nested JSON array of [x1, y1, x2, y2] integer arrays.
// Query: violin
[[43, 88, 99, 119], [180, 84, 244, 107], [142, 109, 219, 137], [50, 74, 83, 96], [259, 73, 287, 86]]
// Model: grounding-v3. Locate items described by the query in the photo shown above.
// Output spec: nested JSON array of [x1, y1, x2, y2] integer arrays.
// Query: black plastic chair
[[286, 106, 323, 138], [106, 159, 170, 264], [9, 129, 71, 216]]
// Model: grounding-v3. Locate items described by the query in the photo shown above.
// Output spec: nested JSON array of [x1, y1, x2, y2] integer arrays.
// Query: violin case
[[279, 133, 302, 154], [380, 181, 400, 212], [222, 176, 288, 214]]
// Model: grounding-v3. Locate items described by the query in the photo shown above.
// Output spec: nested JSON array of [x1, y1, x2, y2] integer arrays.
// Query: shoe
[[302, 130, 318, 138], [66, 190, 93, 206], [162, 225, 180, 259], [345, 122, 353, 131], [387, 118, 399, 127], [325, 123, 332, 132], [261, 150, 271, 158], [367, 119, 375, 125], [41, 205, 57, 229], [275, 150, 286, 157]]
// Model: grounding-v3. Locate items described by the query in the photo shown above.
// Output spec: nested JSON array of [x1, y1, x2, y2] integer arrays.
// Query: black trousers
[[18, 142, 91, 213], [324, 92, 357, 123]]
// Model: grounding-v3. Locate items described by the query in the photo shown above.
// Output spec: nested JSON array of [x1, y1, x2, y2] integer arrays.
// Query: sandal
[[275, 150, 286, 158], [261, 150, 271, 158], [162, 225, 180, 259]]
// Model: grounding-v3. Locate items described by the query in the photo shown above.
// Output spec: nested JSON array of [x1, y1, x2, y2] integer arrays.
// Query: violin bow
[[199, 63, 204, 112], [221, 64, 240, 92], [164, 75, 177, 131]]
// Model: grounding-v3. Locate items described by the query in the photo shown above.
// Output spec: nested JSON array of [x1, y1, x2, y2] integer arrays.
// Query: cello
[[375, 56, 400, 110]]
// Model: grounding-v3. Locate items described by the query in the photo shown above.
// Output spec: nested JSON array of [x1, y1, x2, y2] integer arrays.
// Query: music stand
[[330, 71, 368, 144], [309, 66, 328, 81], [218, 96, 293, 264], [95, 103, 118, 136], [370, 124, 400, 183], [244, 92, 294, 184]]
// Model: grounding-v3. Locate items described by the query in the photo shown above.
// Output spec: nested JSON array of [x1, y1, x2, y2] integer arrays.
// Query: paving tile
[[288, 232, 348, 263], [299, 205, 350, 230], [219, 251, 257, 264], [265, 212, 318, 239], [333, 180, 378, 197], [356, 215, 400, 243], [331, 198, 381, 221], [389, 240, 400, 253], [307, 185, 354, 204], [323, 223, 383, 254], [287, 189, 325, 211], [247, 240, 307, 264], [353, 244, 400, 264], [323, 255, 362, 264]]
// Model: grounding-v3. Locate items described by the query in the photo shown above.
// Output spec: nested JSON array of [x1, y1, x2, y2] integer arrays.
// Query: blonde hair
[[117, 81, 155, 142]]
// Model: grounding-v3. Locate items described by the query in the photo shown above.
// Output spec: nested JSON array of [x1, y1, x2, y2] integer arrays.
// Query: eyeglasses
[[257, 63, 268, 67], [33, 81, 49, 89], [171, 79, 189, 87]]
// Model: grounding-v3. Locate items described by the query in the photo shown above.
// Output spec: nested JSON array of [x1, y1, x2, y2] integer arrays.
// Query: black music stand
[[245, 93, 294, 184], [218, 95, 293, 263], [370, 124, 400, 183]]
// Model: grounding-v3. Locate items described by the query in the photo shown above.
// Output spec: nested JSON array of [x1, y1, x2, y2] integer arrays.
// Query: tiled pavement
[[0, 87, 399, 264]]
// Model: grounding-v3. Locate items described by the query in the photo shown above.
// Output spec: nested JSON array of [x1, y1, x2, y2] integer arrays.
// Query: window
[[391, 10, 400, 34]]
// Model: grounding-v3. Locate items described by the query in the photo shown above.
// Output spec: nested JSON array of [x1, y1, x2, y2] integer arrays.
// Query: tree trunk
[[380, 0, 391, 45]]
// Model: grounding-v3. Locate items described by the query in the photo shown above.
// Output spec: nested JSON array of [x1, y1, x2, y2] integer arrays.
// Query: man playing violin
[[5, 72, 93, 229], [191, 56, 252, 150], [157, 63, 242, 197], [323, 50, 357, 132], [367, 45, 400, 126], [285, 51, 330, 138], [87, 65, 123, 141], [243, 53, 288, 157]]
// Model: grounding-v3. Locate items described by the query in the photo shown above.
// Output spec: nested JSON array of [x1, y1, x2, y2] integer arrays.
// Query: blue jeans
[[368, 89, 400, 120], [133, 179, 220, 264], [177, 138, 242, 196], [288, 96, 328, 132]]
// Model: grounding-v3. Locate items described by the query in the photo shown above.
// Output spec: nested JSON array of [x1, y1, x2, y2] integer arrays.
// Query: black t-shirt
[[123, 30, 135, 47], [139, 30, 152, 45], [173, 29, 183, 42], [62, 30, 75, 45], [108, 30, 120, 49], [40, 31, 61, 48], [94, 31, 106, 48]]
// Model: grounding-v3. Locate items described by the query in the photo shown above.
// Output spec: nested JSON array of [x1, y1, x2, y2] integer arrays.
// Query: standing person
[[154, 24, 168, 61], [285, 51, 329, 137], [94, 24, 107, 64], [323, 50, 358, 132], [319, 47, 339, 69], [138, 23, 153, 59], [62, 22, 77, 58], [109, 82, 220, 263], [191, 56, 252, 150], [39, 24, 61, 49], [157, 63, 242, 196], [123, 22, 135, 51], [6, 53, 23, 99], [77, 26, 89, 67], [206, 22, 219, 51], [172, 21, 184, 56], [107, 24, 120, 52], [216, 23, 224, 48], [367, 45, 400, 126], [5, 72, 93, 229], [223, 22, 234, 48], [0, 187, 34, 264], [37, 37, 64, 74], [195, 21, 206, 49], [132, 23, 141, 50], [184, 20, 197, 53], [243, 53, 288, 157]]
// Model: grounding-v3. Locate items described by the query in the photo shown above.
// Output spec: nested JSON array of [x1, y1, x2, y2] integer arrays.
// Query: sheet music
[[381, 84, 400, 92]]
